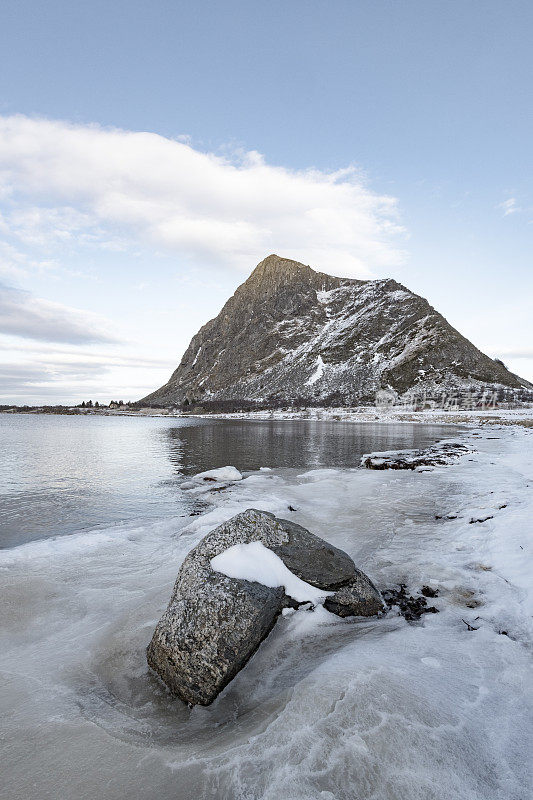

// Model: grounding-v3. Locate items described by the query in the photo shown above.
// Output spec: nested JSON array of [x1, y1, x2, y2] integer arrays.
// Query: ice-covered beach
[[1, 422, 532, 800]]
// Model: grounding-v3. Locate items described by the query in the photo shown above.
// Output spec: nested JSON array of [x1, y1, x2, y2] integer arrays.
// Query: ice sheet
[[0, 425, 532, 800]]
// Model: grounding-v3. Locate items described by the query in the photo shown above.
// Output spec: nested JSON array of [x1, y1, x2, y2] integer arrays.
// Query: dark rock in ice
[[324, 570, 384, 617], [147, 509, 380, 705], [361, 442, 470, 471], [382, 584, 440, 621]]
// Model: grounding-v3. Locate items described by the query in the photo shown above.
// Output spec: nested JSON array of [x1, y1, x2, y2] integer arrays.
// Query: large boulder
[[147, 509, 382, 705]]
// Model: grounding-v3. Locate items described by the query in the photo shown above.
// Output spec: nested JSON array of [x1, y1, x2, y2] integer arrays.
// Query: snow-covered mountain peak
[[142, 256, 531, 408]]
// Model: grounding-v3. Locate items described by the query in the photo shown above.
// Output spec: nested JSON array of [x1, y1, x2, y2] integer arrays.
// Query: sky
[[0, 0, 532, 405]]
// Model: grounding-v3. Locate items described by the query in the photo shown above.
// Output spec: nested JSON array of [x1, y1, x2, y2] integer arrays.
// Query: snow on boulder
[[211, 541, 333, 606], [147, 509, 381, 706], [193, 466, 243, 482]]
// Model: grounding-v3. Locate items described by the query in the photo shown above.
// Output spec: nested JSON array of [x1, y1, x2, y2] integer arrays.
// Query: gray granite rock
[[324, 570, 385, 617], [147, 508, 378, 705], [147, 574, 284, 706], [267, 516, 356, 590]]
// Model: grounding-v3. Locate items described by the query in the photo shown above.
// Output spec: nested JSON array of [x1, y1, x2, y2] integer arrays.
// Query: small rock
[[324, 570, 384, 617], [382, 584, 439, 622], [362, 442, 470, 471]]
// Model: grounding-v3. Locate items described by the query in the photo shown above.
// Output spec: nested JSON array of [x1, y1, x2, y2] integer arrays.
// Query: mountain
[[141, 255, 530, 408]]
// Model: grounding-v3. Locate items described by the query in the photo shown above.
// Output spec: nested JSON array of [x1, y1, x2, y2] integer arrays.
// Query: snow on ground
[[192, 465, 243, 482], [0, 425, 532, 799], [211, 541, 333, 604]]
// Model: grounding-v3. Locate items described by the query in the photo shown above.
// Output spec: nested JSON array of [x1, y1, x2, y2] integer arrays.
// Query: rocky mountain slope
[[142, 255, 530, 407]]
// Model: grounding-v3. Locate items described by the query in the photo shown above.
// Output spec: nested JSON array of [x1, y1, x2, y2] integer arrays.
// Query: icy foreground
[[1, 426, 532, 799]]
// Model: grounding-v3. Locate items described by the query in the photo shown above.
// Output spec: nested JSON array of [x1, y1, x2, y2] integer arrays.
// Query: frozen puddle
[[0, 426, 532, 799]]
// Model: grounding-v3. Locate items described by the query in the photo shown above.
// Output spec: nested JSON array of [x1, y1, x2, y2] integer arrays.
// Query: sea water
[[0, 413, 455, 548]]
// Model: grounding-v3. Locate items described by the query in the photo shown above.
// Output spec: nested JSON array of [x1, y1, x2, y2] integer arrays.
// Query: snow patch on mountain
[[306, 356, 325, 386]]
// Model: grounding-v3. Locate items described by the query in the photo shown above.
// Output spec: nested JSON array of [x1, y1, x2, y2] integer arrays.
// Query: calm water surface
[[0, 413, 459, 548]]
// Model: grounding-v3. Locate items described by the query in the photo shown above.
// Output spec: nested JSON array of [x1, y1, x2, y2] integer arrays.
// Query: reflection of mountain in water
[[162, 419, 459, 475]]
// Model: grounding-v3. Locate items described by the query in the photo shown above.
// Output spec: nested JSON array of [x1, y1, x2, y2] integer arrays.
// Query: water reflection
[[162, 419, 458, 474]]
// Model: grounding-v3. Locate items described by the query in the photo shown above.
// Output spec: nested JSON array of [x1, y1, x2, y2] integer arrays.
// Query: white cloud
[[0, 335, 178, 405], [0, 282, 118, 344], [497, 347, 533, 359], [0, 339, 174, 367], [0, 114, 406, 278], [498, 197, 521, 217], [0, 114, 410, 403]]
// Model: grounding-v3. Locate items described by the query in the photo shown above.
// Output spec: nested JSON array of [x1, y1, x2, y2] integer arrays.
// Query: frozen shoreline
[[1, 423, 532, 799], [191, 405, 533, 426], [114, 404, 533, 427], [3, 404, 533, 428]]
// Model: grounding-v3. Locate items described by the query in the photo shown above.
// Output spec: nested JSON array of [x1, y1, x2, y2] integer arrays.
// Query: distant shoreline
[[2, 405, 532, 427]]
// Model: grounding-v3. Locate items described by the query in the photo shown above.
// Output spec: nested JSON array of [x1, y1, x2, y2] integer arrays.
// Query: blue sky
[[0, 0, 532, 403]]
